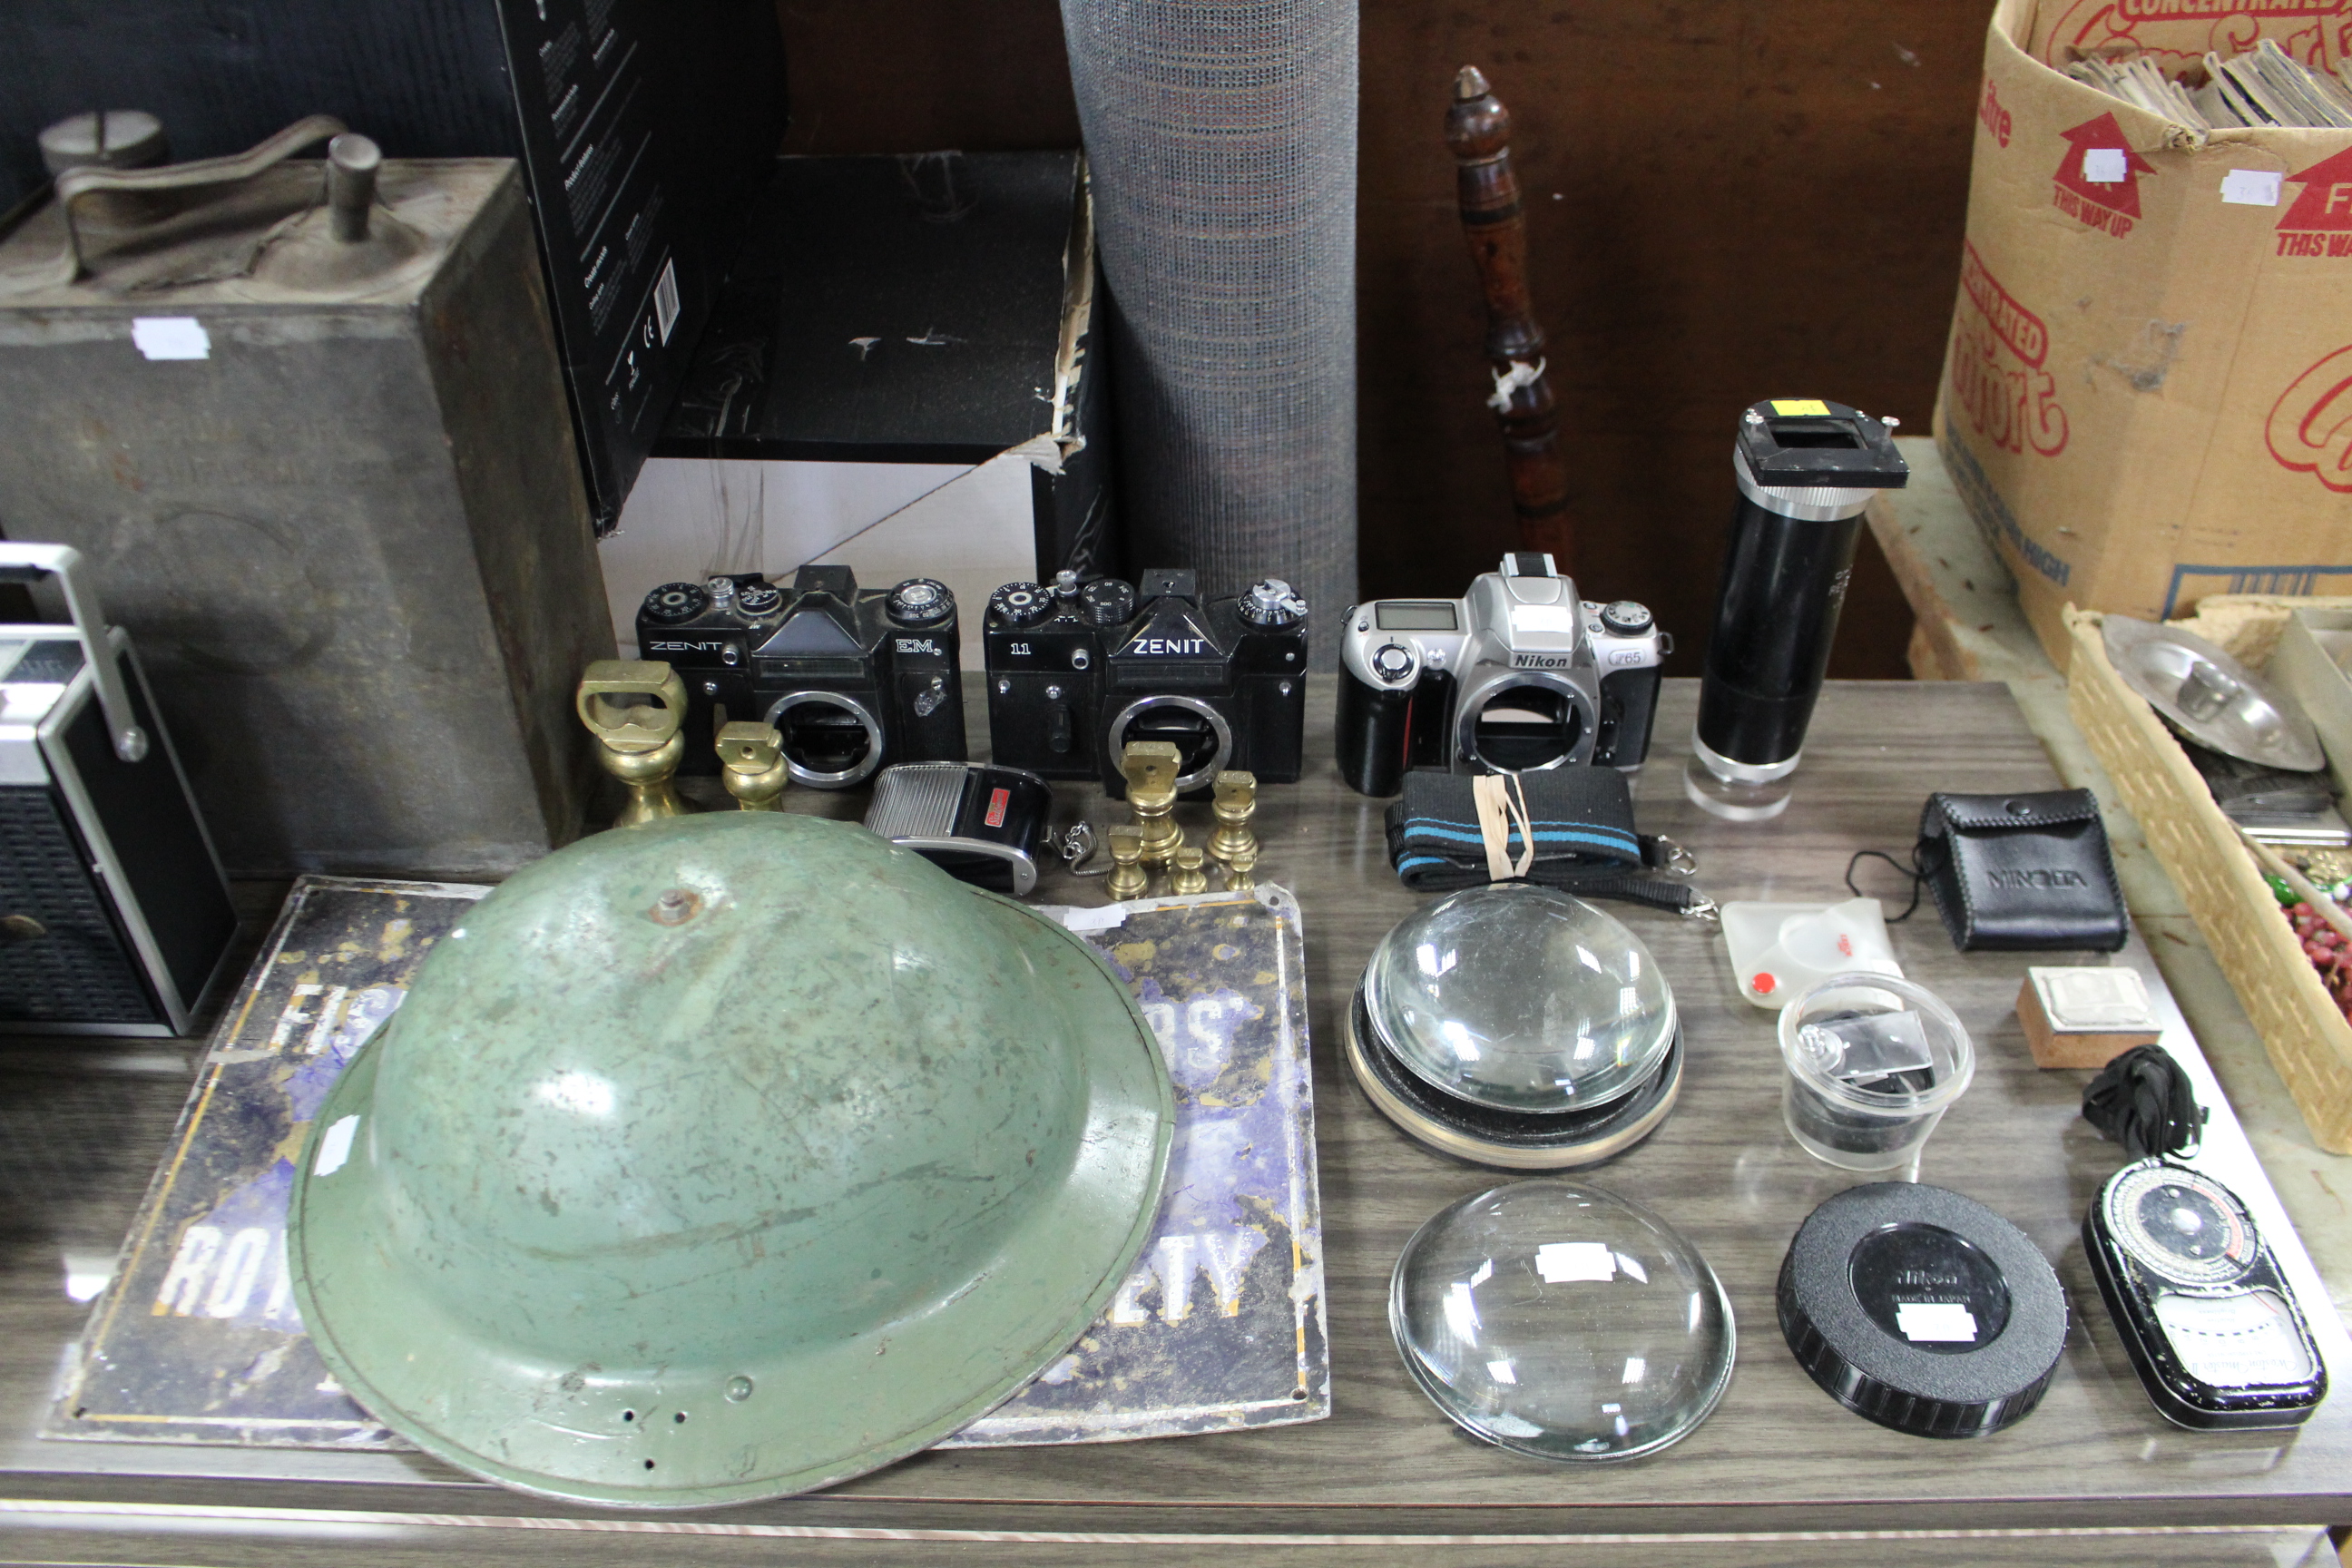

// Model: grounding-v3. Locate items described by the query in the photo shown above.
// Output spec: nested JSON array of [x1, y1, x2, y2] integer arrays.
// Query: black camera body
[[984, 569, 1308, 797], [634, 565, 965, 788], [1336, 554, 1666, 797]]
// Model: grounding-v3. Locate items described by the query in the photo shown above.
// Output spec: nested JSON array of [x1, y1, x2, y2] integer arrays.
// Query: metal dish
[[2102, 616, 2325, 773]]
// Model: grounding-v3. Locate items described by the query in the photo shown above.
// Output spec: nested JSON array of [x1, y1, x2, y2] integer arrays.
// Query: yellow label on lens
[[1769, 399, 1831, 416]]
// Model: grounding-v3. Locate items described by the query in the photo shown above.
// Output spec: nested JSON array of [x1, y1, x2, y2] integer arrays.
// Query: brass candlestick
[[1170, 845, 1209, 896], [1105, 825, 1151, 902], [1209, 769, 1259, 890], [715, 713, 789, 810], [1123, 740, 1184, 869], [577, 661, 691, 827]]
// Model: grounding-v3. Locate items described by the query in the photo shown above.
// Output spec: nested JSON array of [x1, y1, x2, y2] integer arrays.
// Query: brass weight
[[1208, 769, 1259, 891], [1104, 825, 1151, 902], [715, 712, 789, 810], [1169, 845, 1209, 896], [577, 661, 692, 828], [1123, 741, 1184, 869]]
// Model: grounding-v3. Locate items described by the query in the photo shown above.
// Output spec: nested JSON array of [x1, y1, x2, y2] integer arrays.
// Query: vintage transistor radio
[[0, 544, 237, 1035], [0, 119, 612, 876]]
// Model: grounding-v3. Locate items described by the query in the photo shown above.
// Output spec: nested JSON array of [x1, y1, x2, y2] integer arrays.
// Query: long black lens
[[1694, 401, 1908, 780]]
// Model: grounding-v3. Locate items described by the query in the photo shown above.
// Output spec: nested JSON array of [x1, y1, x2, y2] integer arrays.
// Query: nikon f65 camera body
[[985, 569, 1308, 797], [635, 565, 965, 788], [1337, 553, 1666, 797]]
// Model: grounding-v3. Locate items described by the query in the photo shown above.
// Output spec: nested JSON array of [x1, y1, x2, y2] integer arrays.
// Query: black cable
[[2082, 1044, 2206, 1160], [1844, 848, 1926, 922]]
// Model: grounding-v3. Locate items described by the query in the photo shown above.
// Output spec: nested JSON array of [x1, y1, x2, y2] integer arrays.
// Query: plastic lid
[[1361, 885, 1676, 1112], [1777, 1183, 2066, 1439], [1389, 1181, 1735, 1462]]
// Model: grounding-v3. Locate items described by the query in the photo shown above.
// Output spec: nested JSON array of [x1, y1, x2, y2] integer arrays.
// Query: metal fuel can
[[0, 119, 613, 876]]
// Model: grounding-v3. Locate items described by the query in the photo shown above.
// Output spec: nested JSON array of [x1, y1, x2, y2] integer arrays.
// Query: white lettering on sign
[[152, 1224, 302, 1323], [1106, 1228, 1270, 1324], [2082, 148, 2128, 184], [132, 317, 211, 360], [1125, 638, 1210, 656], [2220, 169, 2282, 207]]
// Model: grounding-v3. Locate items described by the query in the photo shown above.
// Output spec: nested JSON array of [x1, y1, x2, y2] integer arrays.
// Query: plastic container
[[1777, 973, 1974, 1171]]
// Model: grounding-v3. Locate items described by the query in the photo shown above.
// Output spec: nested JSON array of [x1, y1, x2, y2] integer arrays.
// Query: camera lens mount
[[763, 690, 886, 789], [1455, 673, 1592, 774], [1105, 696, 1232, 793]]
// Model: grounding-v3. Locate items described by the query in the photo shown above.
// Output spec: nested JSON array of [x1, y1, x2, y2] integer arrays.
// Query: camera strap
[[1386, 768, 1713, 916]]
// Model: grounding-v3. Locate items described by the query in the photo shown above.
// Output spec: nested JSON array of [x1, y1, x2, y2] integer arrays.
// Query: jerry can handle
[[0, 114, 348, 296], [0, 544, 148, 762]]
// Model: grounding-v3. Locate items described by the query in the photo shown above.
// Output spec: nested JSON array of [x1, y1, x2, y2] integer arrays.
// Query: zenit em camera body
[[984, 568, 1309, 798], [634, 565, 965, 788], [1336, 553, 1667, 797]]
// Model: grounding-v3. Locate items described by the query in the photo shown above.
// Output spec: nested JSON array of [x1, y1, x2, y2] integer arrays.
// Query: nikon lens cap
[[1778, 1183, 2066, 1438]]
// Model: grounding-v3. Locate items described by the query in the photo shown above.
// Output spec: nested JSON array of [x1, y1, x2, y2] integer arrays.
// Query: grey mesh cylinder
[[1062, 0, 1358, 664]]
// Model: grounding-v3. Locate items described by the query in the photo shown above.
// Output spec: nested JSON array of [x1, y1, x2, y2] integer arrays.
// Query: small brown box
[[2016, 966, 2161, 1070]]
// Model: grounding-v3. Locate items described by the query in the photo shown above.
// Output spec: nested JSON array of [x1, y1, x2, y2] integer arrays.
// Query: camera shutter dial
[[887, 578, 956, 628], [1371, 644, 1416, 684], [1239, 578, 1308, 627], [642, 581, 710, 625], [1081, 578, 1136, 626], [1602, 601, 1653, 637], [991, 582, 1053, 627], [737, 582, 784, 615]]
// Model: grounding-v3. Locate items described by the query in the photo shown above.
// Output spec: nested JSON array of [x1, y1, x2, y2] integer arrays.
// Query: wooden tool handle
[[1446, 65, 1573, 570]]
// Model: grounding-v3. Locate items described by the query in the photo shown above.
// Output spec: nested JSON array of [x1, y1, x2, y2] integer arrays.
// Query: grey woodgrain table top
[[0, 677, 2346, 1555]]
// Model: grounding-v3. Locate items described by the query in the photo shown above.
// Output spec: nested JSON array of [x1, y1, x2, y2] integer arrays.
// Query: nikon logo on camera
[[1125, 636, 1211, 656], [1512, 652, 1574, 670], [1985, 868, 2088, 888]]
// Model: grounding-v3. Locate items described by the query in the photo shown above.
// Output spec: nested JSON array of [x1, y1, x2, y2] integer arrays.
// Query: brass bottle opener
[[715, 710, 789, 811], [1124, 740, 1183, 869], [1209, 769, 1259, 891], [578, 661, 691, 827]]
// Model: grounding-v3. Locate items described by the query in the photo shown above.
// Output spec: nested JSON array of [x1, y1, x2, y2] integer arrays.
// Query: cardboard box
[[1932, 0, 2352, 670]]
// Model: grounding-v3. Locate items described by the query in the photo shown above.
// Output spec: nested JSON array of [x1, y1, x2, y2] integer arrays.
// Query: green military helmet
[[289, 812, 1173, 1507]]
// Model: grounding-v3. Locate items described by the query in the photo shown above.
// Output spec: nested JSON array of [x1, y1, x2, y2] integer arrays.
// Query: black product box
[[601, 151, 1114, 665], [0, 0, 784, 533]]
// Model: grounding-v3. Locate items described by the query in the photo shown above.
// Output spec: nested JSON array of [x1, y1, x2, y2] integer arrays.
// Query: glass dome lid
[[1389, 1181, 1735, 1463], [1360, 884, 1676, 1113]]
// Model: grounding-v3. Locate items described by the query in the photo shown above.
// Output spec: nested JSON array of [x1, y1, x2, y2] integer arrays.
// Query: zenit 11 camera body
[[1337, 553, 1666, 797], [984, 569, 1308, 797], [634, 565, 965, 789]]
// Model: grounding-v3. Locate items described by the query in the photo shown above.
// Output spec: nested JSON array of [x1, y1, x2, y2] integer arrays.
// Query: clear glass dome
[[1389, 1181, 1735, 1463], [1360, 885, 1676, 1112]]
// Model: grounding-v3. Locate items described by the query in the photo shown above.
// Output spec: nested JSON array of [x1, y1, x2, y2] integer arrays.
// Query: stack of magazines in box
[[2066, 39, 2352, 131]]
